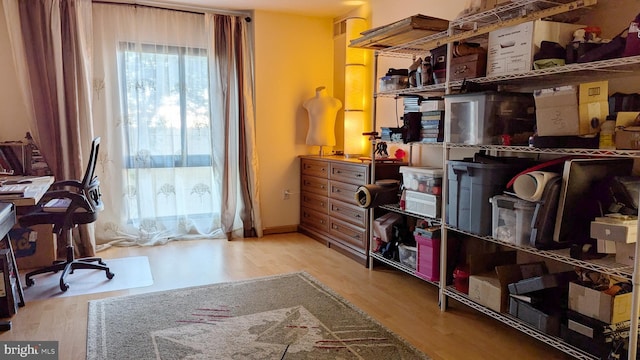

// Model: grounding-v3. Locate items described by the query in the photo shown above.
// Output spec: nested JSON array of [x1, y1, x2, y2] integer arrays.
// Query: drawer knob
[[455, 65, 469, 74], [355, 214, 361, 219], [356, 173, 363, 178], [320, 202, 325, 206], [320, 185, 326, 189]]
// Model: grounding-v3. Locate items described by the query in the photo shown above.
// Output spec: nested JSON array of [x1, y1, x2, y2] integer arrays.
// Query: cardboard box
[[534, 86, 580, 136], [13, 224, 57, 270], [590, 220, 637, 243], [615, 112, 640, 128], [578, 81, 609, 130], [615, 242, 636, 267], [534, 83, 605, 136], [469, 272, 503, 312], [615, 127, 640, 149], [486, 20, 584, 77], [468, 258, 545, 313], [568, 282, 632, 324]]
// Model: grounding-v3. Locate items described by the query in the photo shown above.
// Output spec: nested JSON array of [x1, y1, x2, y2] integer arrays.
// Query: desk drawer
[[301, 159, 329, 178], [329, 217, 366, 252], [330, 163, 368, 185], [302, 175, 329, 197], [301, 191, 328, 214], [301, 207, 329, 233], [329, 199, 367, 228]]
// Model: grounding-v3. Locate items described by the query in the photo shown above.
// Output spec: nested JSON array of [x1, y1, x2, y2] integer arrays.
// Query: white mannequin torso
[[303, 86, 342, 146]]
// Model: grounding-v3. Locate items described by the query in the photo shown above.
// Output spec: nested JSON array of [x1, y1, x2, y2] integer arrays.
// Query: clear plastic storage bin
[[398, 244, 417, 269], [400, 166, 443, 195], [491, 194, 536, 247]]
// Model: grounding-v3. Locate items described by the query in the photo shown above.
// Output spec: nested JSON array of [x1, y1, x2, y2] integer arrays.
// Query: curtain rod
[[92, 0, 253, 20]]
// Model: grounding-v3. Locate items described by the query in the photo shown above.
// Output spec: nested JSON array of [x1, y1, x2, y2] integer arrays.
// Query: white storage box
[[487, 20, 584, 76], [491, 194, 536, 247], [404, 190, 441, 218], [399, 166, 443, 195]]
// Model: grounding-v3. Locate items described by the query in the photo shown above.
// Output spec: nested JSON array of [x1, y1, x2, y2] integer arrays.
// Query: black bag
[[577, 29, 627, 63]]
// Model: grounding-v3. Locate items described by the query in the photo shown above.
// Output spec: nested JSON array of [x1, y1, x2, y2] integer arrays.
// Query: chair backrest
[[82, 137, 103, 213], [82, 137, 100, 189]]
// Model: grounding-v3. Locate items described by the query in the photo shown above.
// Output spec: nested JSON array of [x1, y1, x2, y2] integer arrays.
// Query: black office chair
[[20, 137, 114, 291]]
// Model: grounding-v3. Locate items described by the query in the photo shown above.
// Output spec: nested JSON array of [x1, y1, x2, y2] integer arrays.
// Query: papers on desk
[[0, 184, 28, 199]]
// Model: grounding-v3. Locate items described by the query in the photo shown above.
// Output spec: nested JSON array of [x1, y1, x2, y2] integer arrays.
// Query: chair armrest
[[50, 179, 83, 190]]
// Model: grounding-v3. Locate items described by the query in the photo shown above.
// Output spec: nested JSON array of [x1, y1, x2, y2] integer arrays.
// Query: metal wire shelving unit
[[358, 1, 640, 359]]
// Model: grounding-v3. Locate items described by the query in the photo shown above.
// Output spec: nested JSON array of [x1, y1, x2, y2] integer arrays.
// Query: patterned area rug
[[87, 272, 430, 359]]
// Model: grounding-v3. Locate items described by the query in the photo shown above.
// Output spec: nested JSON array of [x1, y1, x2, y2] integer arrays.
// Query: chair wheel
[[99, 260, 106, 266], [26, 278, 34, 287], [106, 271, 114, 280], [60, 282, 69, 292]]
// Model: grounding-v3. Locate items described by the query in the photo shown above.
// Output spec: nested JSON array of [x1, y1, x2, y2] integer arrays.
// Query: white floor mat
[[22, 256, 153, 302]]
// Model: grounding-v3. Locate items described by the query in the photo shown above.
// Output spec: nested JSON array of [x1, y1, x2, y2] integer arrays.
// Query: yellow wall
[[253, 10, 335, 231]]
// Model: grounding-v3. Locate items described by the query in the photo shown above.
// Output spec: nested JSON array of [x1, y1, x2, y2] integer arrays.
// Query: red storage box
[[415, 234, 440, 281]]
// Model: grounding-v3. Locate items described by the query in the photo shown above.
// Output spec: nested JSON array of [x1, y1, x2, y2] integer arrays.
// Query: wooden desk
[[0, 176, 56, 270], [0, 176, 55, 207]]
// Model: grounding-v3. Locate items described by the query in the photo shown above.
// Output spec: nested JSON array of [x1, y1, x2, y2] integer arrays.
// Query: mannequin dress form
[[303, 86, 342, 156]]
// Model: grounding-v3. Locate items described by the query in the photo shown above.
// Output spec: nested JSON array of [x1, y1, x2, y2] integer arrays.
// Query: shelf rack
[[443, 286, 599, 360], [359, 1, 640, 359], [361, 0, 598, 56], [376, 55, 640, 98]]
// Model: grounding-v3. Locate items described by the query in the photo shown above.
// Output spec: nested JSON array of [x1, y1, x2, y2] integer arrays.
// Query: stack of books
[[401, 97, 445, 144], [420, 110, 444, 143], [380, 127, 403, 142]]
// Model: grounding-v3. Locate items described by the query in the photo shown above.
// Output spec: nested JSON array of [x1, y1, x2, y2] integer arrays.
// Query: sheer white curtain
[[92, 4, 233, 246]]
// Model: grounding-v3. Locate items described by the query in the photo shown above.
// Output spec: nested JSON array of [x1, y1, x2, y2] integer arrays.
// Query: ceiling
[[139, 0, 367, 17]]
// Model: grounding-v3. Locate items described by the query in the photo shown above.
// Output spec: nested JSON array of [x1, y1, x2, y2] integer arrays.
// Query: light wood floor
[[0, 232, 573, 359]]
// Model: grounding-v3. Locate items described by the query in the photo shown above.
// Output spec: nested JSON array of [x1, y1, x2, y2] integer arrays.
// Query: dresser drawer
[[329, 217, 367, 252], [301, 207, 329, 233], [301, 158, 329, 178], [302, 175, 329, 197], [329, 180, 359, 205], [330, 162, 368, 185], [329, 198, 367, 228], [301, 191, 328, 214]]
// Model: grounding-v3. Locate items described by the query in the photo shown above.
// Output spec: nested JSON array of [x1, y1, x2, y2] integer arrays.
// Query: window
[[118, 42, 212, 169]]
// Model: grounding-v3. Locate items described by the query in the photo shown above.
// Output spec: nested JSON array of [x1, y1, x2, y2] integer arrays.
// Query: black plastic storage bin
[[447, 158, 532, 236]]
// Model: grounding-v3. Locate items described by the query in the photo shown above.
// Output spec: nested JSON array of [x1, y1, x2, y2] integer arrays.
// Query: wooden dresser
[[299, 155, 404, 266]]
